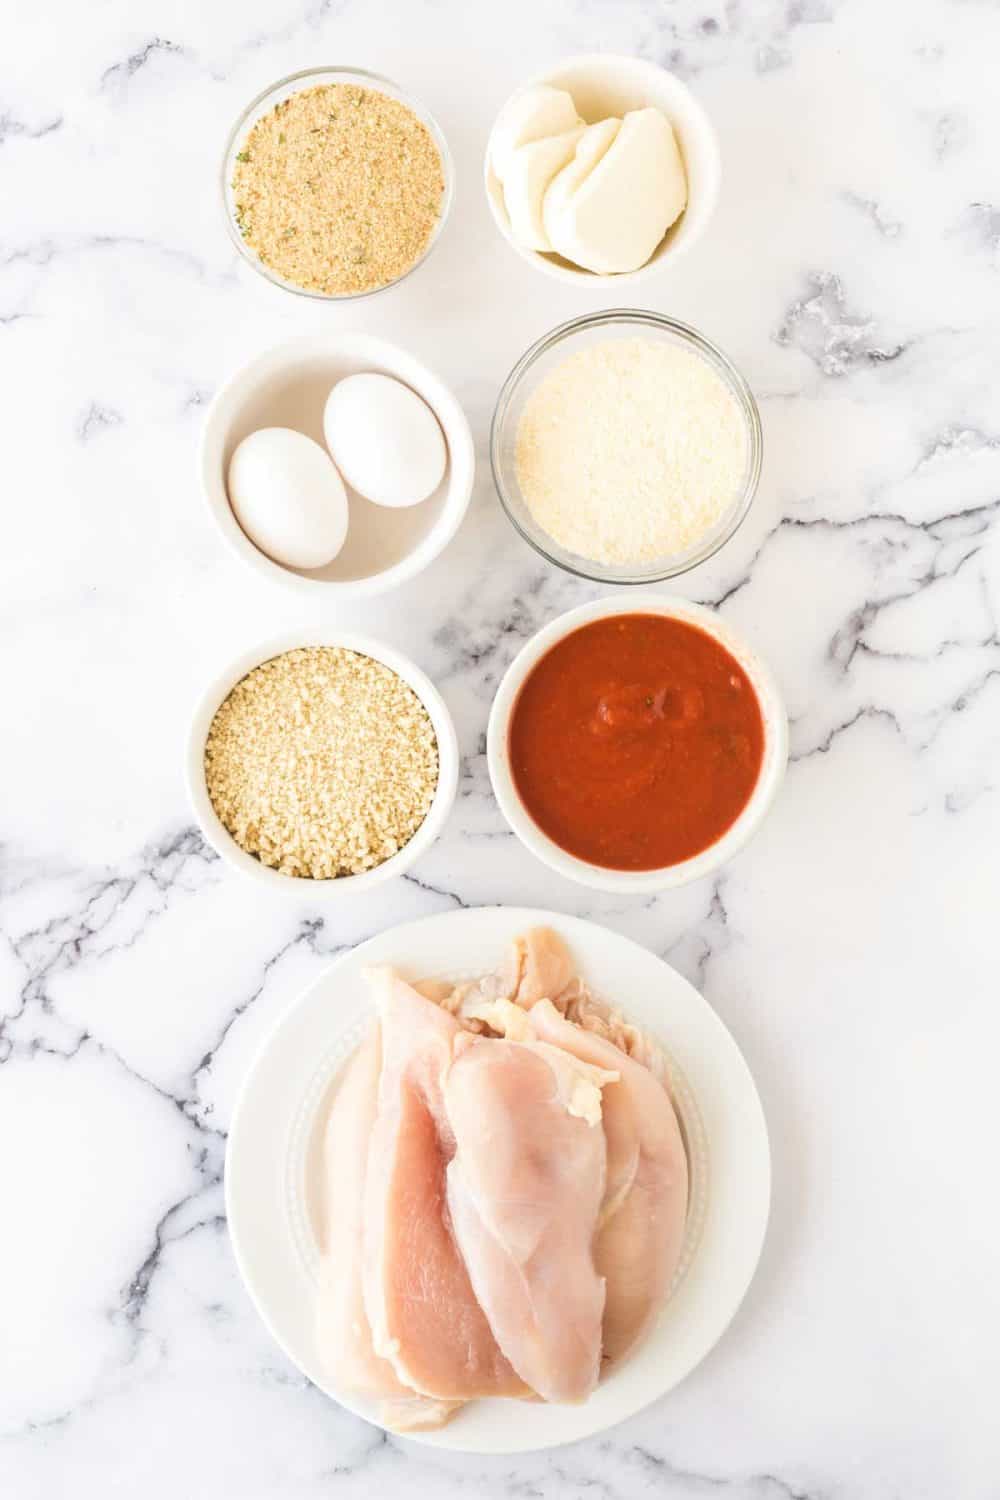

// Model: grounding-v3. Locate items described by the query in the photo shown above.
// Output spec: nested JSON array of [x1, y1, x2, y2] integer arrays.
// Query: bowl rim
[[486, 595, 788, 893], [199, 331, 476, 598], [186, 630, 459, 895], [483, 51, 721, 286], [490, 308, 763, 584], [221, 65, 455, 302]]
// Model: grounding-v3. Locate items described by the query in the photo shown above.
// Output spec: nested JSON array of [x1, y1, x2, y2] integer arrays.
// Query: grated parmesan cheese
[[515, 337, 749, 567]]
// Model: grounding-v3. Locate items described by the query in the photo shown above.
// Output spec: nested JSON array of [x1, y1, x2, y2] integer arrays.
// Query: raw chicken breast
[[316, 1026, 407, 1394], [560, 984, 670, 1081], [315, 1024, 461, 1431], [444, 1034, 612, 1403], [497, 926, 577, 1006], [362, 969, 529, 1402], [317, 931, 686, 1432], [526, 999, 689, 1363], [504, 930, 670, 1080], [409, 929, 576, 1031]]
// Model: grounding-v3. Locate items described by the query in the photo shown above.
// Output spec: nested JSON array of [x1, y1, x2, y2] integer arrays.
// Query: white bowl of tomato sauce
[[487, 596, 788, 892]]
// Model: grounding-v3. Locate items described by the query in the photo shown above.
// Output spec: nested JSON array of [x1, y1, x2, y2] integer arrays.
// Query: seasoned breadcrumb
[[232, 82, 445, 296]]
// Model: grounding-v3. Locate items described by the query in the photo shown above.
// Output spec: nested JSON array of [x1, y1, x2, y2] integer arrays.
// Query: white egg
[[227, 428, 349, 571], [323, 373, 447, 509]]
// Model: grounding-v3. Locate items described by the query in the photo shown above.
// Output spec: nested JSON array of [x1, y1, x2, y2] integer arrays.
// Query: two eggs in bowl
[[227, 370, 448, 574]]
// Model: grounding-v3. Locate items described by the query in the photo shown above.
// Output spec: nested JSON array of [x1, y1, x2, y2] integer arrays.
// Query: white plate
[[225, 907, 770, 1453]]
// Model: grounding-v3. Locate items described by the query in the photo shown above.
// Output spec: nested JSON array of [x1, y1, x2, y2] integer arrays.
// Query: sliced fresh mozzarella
[[542, 108, 687, 274], [540, 117, 621, 260], [503, 126, 586, 251], [490, 85, 581, 183]]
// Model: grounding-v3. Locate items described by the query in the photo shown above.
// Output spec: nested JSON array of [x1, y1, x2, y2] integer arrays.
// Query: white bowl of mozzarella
[[485, 54, 720, 285]]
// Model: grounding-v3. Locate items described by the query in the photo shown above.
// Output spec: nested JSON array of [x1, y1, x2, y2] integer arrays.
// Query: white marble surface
[[2, 0, 999, 1494]]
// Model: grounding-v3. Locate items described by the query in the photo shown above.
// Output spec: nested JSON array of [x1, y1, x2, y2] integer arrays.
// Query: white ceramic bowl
[[186, 630, 459, 896], [487, 596, 787, 893], [200, 334, 475, 598], [485, 53, 721, 286]]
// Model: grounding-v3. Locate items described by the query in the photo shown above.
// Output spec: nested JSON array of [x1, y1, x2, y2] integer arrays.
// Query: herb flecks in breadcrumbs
[[231, 83, 444, 295], [204, 647, 438, 880]]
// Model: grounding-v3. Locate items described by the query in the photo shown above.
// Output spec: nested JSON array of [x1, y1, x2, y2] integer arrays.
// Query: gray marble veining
[[2, 0, 998, 1495]]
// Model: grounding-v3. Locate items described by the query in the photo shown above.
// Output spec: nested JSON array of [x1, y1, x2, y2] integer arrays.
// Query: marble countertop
[[3, 0, 998, 1495]]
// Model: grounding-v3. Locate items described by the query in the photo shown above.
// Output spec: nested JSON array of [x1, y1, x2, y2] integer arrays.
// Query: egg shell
[[323, 373, 447, 509], [227, 428, 349, 571]]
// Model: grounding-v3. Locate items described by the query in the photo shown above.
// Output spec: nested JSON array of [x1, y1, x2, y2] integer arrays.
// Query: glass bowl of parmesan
[[221, 67, 454, 301], [490, 309, 762, 584]]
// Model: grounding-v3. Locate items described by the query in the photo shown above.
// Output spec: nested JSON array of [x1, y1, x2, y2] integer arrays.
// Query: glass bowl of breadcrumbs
[[186, 632, 459, 894], [222, 67, 454, 300]]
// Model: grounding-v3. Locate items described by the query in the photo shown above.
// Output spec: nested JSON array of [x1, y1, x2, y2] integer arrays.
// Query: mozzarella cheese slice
[[540, 118, 621, 259], [542, 107, 688, 274], [503, 126, 586, 251], [490, 85, 581, 183]]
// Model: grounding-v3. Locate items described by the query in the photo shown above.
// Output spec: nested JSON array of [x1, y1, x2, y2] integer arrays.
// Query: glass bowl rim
[[220, 65, 455, 303], [489, 308, 763, 584]]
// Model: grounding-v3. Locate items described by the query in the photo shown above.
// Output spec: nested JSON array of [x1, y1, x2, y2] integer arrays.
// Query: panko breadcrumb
[[204, 647, 438, 879], [231, 82, 445, 296]]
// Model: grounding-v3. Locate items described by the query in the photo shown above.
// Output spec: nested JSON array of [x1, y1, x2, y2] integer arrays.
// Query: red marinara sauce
[[508, 613, 765, 871]]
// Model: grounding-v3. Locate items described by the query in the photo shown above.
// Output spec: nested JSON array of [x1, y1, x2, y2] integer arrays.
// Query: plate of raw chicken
[[225, 908, 770, 1452]]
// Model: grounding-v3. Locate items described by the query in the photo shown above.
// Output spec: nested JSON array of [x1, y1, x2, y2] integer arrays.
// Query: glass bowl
[[490, 309, 762, 584], [221, 66, 454, 302]]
